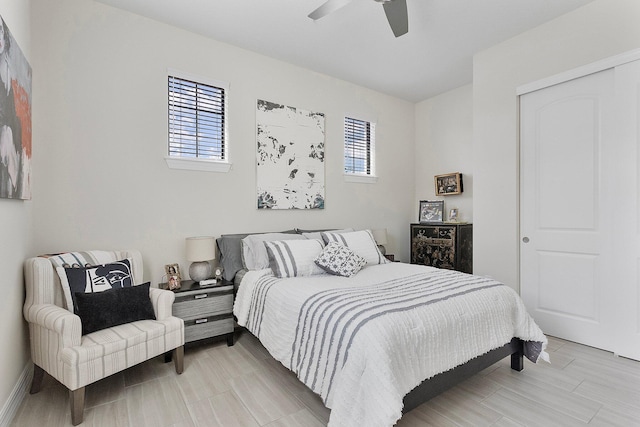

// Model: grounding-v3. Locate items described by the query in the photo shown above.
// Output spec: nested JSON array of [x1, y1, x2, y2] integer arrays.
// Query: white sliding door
[[520, 58, 640, 360], [610, 59, 640, 360]]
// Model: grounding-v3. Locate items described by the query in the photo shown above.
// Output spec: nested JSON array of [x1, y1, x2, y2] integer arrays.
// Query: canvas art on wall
[[256, 99, 325, 209], [0, 15, 32, 200]]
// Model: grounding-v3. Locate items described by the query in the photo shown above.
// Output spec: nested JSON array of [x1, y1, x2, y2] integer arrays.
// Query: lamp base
[[377, 244, 386, 255], [189, 261, 212, 283]]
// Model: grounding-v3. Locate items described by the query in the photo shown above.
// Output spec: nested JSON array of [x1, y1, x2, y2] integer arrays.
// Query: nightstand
[[165, 279, 235, 347]]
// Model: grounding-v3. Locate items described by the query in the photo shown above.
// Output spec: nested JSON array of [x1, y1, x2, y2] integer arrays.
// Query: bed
[[219, 229, 548, 427]]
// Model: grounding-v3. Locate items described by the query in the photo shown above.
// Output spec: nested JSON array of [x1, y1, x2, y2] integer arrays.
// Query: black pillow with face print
[[59, 259, 133, 313]]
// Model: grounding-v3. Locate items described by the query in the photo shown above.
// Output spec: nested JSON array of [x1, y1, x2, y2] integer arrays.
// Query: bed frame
[[403, 337, 523, 413]]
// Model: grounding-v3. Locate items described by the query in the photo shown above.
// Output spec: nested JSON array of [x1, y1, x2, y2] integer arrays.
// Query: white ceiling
[[94, 0, 595, 102]]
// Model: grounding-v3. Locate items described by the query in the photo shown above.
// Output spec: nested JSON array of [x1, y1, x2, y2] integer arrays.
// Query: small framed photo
[[167, 274, 181, 290], [165, 263, 181, 290], [419, 200, 444, 223], [165, 263, 181, 281], [449, 208, 459, 222], [435, 172, 463, 196]]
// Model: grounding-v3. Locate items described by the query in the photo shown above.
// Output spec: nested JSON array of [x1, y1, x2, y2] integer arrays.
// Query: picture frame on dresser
[[419, 200, 444, 223]]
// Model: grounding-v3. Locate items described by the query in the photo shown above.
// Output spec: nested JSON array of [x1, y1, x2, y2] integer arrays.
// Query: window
[[166, 72, 230, 172], [344, 116, 375, 178]]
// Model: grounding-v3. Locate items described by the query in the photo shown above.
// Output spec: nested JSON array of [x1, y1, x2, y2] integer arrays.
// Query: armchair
[[23, 250, 185, 426]]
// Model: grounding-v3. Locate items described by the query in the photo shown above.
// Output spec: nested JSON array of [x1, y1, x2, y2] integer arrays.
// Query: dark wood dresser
[[410, 223, 473, 273]]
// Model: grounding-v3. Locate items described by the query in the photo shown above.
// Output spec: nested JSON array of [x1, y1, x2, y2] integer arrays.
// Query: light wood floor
[[10, 332, 640, 427]]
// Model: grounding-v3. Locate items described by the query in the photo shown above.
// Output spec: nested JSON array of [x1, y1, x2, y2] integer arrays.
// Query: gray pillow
[[217, 230, 297, 281]]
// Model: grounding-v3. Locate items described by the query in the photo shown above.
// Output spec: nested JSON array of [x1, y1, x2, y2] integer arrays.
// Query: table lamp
[[186, 236, 215, 282], [372, 228, 388, 255]]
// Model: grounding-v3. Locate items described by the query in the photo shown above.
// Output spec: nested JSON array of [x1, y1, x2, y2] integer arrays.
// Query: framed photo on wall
[[435, 172, 463, 196], [419, 200, 444, 223]]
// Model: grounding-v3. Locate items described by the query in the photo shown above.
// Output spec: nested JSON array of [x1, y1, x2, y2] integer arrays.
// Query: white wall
[[414, 84, 473, 224], [0, 0, 31, 419], [30, 0, 416, 285], [473, 0, 640, 289]]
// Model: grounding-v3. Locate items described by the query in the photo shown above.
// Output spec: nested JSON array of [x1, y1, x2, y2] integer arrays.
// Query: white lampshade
[[372, 229, 388, 245], [185, 236, 216, 262]]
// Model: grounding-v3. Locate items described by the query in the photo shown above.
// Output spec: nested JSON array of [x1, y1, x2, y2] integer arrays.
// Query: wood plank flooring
[[10, 333, 640, 426]]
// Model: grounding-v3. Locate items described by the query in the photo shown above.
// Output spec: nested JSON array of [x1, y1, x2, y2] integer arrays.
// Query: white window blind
[[344, 117, 375, 175], [168, 75, 226, 160]]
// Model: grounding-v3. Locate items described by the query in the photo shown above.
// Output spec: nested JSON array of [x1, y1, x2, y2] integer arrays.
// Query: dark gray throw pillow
[[75, 282, 156, 335]]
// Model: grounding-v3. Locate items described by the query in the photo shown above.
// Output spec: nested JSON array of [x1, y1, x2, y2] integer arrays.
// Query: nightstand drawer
[[173, 288, 233, 319], [184, 315, 233, 343]]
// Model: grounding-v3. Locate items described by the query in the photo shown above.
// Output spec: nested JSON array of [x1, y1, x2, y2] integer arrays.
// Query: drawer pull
[[194, 294, 208, 299], [195, 318, 208, 324]]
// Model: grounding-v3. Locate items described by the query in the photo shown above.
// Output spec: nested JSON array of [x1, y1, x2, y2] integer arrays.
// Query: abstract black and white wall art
[[256, 99, 325, 209], [0, 15, 31, 200]]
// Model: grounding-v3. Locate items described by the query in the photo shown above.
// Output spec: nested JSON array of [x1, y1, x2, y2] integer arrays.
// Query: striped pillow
[[321, 229, 389, 266], [264, 239, 326, 278]]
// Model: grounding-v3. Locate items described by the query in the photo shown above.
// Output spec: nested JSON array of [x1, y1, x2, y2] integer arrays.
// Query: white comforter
[[234, 262, 548, 427]]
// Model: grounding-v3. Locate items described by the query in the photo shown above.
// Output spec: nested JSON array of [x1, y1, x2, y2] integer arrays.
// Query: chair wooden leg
[[70, 387, 85, 426], [173, 345, 184, 374], [30, 364, 45, 394]]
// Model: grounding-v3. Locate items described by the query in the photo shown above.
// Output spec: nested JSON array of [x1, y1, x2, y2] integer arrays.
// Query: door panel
[[537, 251, 598, 321], [536, 97, 598, 230]]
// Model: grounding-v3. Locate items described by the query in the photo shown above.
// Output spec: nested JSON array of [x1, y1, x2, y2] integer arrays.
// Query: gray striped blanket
[[235, 263, 548, 427]]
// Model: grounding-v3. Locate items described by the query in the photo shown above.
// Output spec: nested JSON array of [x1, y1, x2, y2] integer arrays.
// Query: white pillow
[[265, 239, 326, 278], [302, 228, 354, 241], [321, 229, 389, 266], [241, 233, 306, 270]]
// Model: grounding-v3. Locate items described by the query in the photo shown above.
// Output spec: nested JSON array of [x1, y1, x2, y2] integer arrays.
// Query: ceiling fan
[[308, 0, 409, 38]]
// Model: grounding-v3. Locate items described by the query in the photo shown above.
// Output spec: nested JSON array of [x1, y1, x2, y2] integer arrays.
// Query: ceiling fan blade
[[383, 0, 408, 37], [308, 0, 352, 20]]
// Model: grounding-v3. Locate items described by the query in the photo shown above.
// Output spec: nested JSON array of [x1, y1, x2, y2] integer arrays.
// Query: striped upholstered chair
[[23, 250, 185, 425]]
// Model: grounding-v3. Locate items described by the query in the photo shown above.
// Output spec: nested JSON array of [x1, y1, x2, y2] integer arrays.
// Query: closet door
[[520, 68, 617, 354], [611, 59, 640, 360], [520, 59, 640, 361]]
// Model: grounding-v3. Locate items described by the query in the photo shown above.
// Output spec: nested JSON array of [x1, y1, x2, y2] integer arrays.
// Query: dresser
[[410, 223, 473, 273], [168, 279, 235, 346]]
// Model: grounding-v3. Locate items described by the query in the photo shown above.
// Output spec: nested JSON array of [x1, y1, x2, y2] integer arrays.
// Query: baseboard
[[0, 363, 32, 427]]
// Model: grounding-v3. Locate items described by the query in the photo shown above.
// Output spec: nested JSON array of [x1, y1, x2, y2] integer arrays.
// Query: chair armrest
[[24, 304, 82, 348], [149, 287, 175, 320]]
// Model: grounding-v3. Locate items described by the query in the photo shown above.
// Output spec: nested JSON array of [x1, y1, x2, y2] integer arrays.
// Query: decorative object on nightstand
[[214, 265, 224, 280], [166, 279, 235, 346], [164, 263, 181, 290], [410, 223, 473, 273], [372, 228, 388, 255], [186, 236, 215, 283]]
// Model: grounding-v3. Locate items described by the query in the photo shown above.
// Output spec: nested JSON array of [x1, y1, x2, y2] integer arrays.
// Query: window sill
[[344, 174, 378, 184], [165, 156, 232, 173]]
